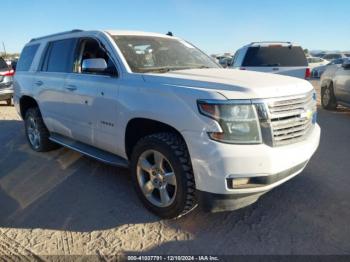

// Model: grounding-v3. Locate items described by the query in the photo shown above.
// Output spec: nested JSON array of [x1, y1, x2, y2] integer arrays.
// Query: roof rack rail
[[250, 41, 292, 45], [30, 29, 83, 42]]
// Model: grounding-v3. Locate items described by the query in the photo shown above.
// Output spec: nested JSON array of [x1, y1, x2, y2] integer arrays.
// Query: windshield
[[112, 35, 219, 73]]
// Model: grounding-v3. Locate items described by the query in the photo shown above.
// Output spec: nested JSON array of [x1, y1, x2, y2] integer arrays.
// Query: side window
[[42, 38, 76, 73], [73, 38, 117, 76], [16, 44, 40, 71]]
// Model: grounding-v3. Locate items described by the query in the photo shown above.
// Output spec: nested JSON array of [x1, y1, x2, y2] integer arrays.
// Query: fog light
[[231, 178, 250, 188]]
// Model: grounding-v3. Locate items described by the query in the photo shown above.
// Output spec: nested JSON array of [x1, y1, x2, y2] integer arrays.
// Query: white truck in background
[[231, 42, 311, 79]]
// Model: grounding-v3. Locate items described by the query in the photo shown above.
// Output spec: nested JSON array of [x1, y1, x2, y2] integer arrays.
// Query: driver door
[[65, 37, 121, 152]]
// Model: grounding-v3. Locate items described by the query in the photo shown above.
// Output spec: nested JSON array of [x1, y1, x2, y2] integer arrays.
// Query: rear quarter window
[[16, 44, 40, 71], [242, 46, 307, 67]]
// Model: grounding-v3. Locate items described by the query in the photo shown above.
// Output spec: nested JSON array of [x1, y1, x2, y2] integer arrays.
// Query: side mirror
[[82, 58, 107, 73], [342, 60, 350, 70]]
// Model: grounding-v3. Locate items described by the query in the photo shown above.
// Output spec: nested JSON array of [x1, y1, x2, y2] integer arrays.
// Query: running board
[[49, 133, 129, 168]]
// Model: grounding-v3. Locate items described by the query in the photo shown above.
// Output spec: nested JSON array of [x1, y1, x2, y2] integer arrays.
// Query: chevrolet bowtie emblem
[[300, 109, 313, 119]]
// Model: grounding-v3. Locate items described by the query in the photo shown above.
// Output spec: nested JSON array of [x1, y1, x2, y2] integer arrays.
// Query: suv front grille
[[265, 91, 316, 146]]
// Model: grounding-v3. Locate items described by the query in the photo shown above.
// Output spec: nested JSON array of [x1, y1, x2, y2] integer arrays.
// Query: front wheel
[[321, 83, 337, 110], [130, 133, 197, 219]]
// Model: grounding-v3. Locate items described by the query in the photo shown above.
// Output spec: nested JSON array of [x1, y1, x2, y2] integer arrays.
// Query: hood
[[142, 68, 313, 99]]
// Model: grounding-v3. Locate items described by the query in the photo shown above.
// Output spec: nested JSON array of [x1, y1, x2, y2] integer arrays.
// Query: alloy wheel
[[27, 116, 41, 149], [322, 87, 331, 106], [136, 150, 177, 207]]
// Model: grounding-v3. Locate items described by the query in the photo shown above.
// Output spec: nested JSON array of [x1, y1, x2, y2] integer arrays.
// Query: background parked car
[[0, 57, 14, 105], [312, 58, 347, 78], [320, 58, 350, 109], [311, 51, 327, 58], [307, 56, 328, 69], [218, 56, 233, 68], [231, 41, 310, 79], [322, 53, 347, 61]]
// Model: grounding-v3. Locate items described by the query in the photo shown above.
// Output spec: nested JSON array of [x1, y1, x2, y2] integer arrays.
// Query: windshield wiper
[[193, 66, 211, 69], [138, 67, 172, 73], [139, 66, 193, 73], [138, 65, 213, 73]]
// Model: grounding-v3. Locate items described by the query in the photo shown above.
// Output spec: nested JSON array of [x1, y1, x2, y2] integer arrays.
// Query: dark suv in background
[[0, 57, 14, 105]]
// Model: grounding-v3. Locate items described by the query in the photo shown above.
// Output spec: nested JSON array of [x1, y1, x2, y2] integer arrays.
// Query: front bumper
[[182, 124, 321, 211], [197, 190, 265, 213], [196, 160, 308, 212]]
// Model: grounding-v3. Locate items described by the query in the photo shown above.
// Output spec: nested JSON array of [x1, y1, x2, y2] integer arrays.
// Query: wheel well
[[125, 118, 185, 159], [321, 79, 332, 89], [19, 96, 39, 118]]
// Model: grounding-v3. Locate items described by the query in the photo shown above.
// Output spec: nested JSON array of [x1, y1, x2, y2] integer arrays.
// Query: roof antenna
[[166, 31, 173, 36]]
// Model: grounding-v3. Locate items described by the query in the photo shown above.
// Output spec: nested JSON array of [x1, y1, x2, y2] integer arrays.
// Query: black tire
[[321, 83, 337, 110], [24, 107, 59, 152], [6, 98, 12, 106], [130, 133, 197, 219]]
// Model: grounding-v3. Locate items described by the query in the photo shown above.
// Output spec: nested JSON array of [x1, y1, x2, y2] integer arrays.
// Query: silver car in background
[[321, 58, 350, 109], [312, 58, 347, 78], [0, 57, 14, 106]]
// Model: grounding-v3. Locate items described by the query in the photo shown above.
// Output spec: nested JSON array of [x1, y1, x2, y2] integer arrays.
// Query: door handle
[[35, 80, 43, 86], [66, 85, 77, 91]]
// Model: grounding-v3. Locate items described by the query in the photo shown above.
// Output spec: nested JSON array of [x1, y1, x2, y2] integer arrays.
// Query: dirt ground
[[0, 80, 349, 258]]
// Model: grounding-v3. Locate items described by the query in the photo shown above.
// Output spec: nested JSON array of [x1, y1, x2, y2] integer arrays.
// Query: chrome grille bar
[[265, 91, 316, 146]]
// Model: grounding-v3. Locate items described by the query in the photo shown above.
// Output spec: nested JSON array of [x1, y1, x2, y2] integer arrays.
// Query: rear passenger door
[[36, 38, 77, 137]]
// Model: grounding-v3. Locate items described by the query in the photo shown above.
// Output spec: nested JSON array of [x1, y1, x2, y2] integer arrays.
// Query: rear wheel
[[321, 83, 337, 110], [24, 107, 59, 152], [130, 133, 197, 218]]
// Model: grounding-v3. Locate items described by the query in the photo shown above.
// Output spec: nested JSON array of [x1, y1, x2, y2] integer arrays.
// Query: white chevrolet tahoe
[[14, 30, 320, 218]]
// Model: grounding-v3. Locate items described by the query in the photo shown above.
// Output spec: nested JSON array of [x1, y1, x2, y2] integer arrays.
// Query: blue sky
[[1, 0, 349, 54]]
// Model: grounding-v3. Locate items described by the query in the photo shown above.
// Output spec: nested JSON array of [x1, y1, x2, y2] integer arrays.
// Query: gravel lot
[[0, 80, 349, 258]]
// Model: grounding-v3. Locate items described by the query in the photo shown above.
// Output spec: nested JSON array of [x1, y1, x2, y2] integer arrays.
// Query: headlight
[[197, 100, 262, 144]]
